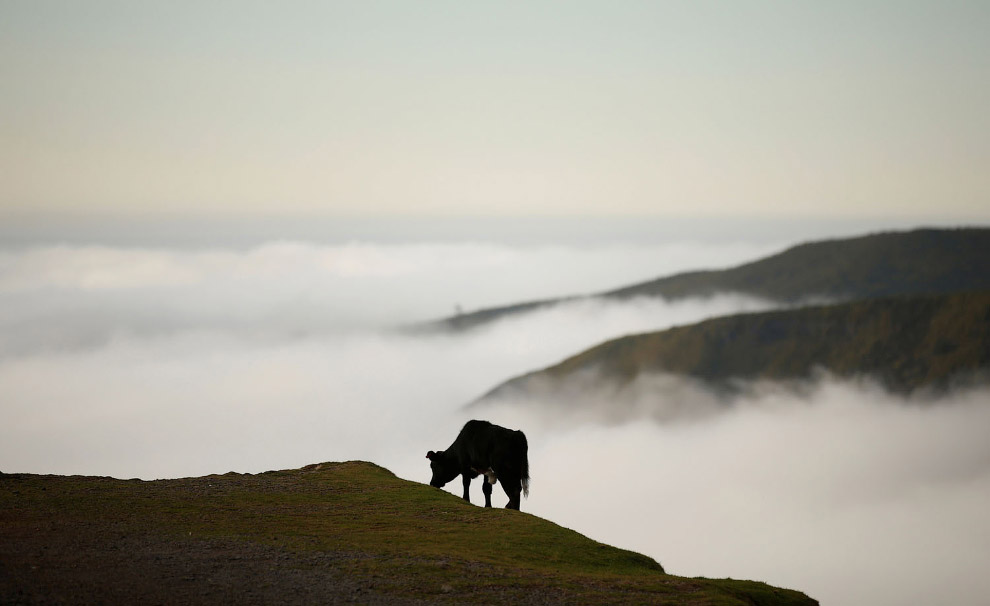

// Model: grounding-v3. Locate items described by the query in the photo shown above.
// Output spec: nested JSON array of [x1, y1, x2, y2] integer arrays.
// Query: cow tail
[[518, 430, 530, 499]]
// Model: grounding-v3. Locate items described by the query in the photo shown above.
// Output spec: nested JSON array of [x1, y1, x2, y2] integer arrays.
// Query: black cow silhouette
[[426, 420, 530, 510]]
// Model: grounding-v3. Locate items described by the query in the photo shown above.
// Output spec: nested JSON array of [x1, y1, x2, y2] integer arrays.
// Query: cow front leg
[[482, 478, 492, 508], [461, 474, 472, 503]]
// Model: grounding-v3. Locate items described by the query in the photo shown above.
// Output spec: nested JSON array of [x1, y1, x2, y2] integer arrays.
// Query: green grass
[[1, 461, 818, 605]]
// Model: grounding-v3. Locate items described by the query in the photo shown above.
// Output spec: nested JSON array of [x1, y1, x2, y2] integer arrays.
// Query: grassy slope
[[481, 291, 990, 400], [1, 461, 817, 605], [426, 227, 990, 332]]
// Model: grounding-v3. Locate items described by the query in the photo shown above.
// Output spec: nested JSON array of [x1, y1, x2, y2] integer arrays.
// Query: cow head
[[426, 450, 459, 488]]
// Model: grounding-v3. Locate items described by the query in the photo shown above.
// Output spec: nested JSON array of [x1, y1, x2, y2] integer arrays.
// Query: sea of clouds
[[1, 235, 988, 606]]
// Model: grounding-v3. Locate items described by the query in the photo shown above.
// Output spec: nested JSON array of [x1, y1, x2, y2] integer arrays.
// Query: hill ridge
[[1, 460, 818, 605], [425, 227, 990, 332], [476, 290, 990, 406]]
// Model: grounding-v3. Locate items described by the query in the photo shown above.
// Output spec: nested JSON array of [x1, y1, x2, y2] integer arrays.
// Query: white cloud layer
[[0, 239, 778, 356], [1, 240, 987, 606], [482, 379, 990, 606]]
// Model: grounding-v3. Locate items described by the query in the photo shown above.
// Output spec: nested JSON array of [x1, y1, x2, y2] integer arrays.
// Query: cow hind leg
[[501, 475, 522, 511]]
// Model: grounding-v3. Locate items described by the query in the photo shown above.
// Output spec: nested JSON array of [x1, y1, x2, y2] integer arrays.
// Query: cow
[[426, 419, 530, 510]]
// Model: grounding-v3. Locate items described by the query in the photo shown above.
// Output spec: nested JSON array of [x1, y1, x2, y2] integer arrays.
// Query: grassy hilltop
[[1, 461, 817, 605]]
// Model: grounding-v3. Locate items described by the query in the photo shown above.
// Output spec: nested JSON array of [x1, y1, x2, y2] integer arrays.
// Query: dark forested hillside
[[605, 227, 990, 302], [429, 228, 990, 332], [477, 291, 990, 403]]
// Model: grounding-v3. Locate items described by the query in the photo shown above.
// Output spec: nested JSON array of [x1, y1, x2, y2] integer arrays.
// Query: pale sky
[[1, 1, 988, 220]]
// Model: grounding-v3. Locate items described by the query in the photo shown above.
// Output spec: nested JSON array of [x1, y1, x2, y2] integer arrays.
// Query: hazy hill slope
[[605, 227, 990, 301], [478, 291, 990, 402], [0, 461, 817, 605], [430, 227, 990, 331]]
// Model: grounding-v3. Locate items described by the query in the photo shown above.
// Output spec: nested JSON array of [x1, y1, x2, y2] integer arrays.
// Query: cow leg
[[492, 462, 522, 510], [461, 474, 472, 503], [501, 476, 522, 510], [482, 478, 493, 508]]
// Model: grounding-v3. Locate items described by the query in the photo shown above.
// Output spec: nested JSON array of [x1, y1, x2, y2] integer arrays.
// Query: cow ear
[[426, 451, 435, 460]]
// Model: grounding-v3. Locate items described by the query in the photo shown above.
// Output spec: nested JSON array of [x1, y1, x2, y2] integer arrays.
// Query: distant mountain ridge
[[427, 227, 990, 331], [477, 291, 990, 405]]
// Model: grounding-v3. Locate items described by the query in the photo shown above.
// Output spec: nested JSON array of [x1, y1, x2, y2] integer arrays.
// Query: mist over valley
[[2, 226, 989, 606]]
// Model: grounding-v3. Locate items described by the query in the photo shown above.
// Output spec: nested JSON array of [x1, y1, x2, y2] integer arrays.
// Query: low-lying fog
[[2, 237, 988, 606]]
